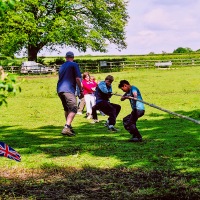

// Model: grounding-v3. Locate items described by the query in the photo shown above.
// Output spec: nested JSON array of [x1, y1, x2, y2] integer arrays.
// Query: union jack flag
[[0, 142, 21, 162]]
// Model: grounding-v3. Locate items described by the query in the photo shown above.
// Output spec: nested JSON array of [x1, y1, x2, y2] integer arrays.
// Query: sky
[[38, 0, 200, 56]]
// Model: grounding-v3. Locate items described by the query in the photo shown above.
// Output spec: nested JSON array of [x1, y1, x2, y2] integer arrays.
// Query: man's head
[[66, 51, 74, 60], [118, 80, 131, 92], [105, 75, 114, 86]]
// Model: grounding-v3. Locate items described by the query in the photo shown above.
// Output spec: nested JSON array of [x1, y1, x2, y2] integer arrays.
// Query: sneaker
[[108, 125, 118, 132], [99, 110, 105, 116], [68, 125, 76, 134], [87, 114, 92, 119], [129, 137, 142, 142], [91, 119, 99, 124], [77, 112, 82, 115], [104, 120, 109, 127], [61, 126, 75, 136]]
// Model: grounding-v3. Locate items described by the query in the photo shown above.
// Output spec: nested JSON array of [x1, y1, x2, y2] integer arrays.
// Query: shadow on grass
[[0, 165, 200, 199], [0, 109, 199, 199]]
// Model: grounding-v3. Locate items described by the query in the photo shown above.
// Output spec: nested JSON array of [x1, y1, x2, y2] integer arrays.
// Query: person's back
[[57, 51, 83, 136], [57, 61, 81, 94]]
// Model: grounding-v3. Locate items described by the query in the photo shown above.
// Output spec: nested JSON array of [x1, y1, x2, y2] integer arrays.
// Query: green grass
[[0, 67, 200, 199]]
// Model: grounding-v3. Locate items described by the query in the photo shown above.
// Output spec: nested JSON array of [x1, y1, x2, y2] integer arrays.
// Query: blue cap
[[66, 51, 74, 58]]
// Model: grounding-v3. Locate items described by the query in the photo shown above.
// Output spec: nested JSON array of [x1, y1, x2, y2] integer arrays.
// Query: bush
[[53, 57, 65, 65], [37, 57, 45, 65], [0, 72, 21, 106]]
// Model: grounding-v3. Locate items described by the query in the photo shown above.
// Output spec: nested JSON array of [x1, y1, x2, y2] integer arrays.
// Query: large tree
[[0, 0, 129, 61]]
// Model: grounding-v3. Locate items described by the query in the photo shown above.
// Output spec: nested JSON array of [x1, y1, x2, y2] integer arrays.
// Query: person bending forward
[[92, 75, 121, 132], [118, 80, 145, 142]]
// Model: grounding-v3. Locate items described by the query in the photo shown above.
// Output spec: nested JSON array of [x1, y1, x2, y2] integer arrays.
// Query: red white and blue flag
[[0, 142, 21, 162]]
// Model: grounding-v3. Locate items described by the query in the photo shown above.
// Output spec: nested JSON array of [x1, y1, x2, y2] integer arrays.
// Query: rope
[[112, 93, 200, 125]]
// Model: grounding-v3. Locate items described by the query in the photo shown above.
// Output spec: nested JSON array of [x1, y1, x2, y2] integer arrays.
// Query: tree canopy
[[173, 47, 193, 54], [0, 0, 129, 61]]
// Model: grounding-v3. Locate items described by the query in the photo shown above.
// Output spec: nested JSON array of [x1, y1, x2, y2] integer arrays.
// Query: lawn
[[0, 67, 200, 199]]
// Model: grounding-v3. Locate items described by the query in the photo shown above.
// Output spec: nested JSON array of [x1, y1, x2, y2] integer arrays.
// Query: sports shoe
[[77, 112, 83, 115], [104, 120, 109, 127], [108, 125, 118, 132], [61, 126, 75, 136], [91, 119, 99, 124], [99, 110, 105, 116], [68, 125, 76, 134], [129, 137, 142, 142], [87, 114, 92, 119]]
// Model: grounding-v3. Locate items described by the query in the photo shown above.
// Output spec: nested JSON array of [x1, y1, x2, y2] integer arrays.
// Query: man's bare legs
[[65, 111, 76, 126]]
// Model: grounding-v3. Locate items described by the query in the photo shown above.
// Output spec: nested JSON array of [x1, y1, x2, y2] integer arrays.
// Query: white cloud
[[37, 0, 200, 56]]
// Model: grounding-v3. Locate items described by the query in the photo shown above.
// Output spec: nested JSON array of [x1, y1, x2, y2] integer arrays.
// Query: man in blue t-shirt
[[57, 51, 83, 136], [118, 80, 145, 142]]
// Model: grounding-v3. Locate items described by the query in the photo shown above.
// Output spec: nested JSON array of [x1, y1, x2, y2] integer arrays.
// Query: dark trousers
[[123, 109, 145, 139], [92, 101, 121, 126]]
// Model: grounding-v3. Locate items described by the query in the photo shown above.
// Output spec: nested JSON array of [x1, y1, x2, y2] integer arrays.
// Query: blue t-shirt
[[57, 61, 81, 94], [125, 86, 145, 110]]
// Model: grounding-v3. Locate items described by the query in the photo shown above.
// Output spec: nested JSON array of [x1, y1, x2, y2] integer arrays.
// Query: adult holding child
[[82, 72, 97, 119], [57, 51, 83, 136]]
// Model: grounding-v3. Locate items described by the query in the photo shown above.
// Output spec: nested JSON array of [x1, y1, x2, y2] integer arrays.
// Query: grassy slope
[[0, 67, 200, 199]]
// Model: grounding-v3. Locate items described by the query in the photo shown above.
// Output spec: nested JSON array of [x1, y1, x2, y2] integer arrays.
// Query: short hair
[[118, 80, 130, 88], [105, 75, 114, 82], [82, 72, 90, 79]]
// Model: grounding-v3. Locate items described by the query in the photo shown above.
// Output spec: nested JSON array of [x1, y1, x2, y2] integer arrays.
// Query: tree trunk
[[28, 45, 40, 61]]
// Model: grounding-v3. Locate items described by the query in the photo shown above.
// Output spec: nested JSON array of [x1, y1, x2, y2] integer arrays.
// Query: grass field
[[0, 67, 200, 199]]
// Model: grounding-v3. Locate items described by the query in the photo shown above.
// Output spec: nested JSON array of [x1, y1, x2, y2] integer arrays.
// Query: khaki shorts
[[58, 92, 78, 113]]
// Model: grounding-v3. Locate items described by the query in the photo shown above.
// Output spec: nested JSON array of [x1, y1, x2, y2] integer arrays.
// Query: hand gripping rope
[[112, 93, 200, 125]]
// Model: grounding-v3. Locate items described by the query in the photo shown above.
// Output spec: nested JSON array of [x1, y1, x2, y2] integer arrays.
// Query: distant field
[[1, 53, 200, 69], [43, 52, 200, 62], [0, 67, 200, 199]]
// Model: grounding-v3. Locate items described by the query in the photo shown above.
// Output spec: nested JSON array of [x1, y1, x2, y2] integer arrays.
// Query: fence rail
[[77, 58, 200, 72], [2, 58, 200, 74]]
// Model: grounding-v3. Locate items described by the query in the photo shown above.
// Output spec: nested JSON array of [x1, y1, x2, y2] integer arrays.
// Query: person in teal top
[[118, 80, 145, 142]]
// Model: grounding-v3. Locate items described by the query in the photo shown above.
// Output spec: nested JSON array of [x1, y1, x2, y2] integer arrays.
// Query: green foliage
[[44, 52, 200, 64], [0, 57, 21, 66], [0, 0, 128, 61], [37, 56, 45, 65], [0, 0, 15, 16], [0, 73, 21, 106], [0, 55, 11, 60], [52, 57, 65, 65], [173, 47, 193, 53]]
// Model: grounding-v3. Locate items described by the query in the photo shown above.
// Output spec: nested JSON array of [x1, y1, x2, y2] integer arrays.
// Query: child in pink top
[[82, 72, 97, 119]]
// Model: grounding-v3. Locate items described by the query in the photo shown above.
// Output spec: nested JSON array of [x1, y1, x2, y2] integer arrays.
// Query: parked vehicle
[[20, 61, 55, 74]]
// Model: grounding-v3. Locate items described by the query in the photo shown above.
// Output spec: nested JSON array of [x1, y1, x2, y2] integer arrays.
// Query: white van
[[20, 61, 55, 74]]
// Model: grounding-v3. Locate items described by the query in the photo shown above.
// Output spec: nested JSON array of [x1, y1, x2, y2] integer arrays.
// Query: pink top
[[82, 79, 97, 95]]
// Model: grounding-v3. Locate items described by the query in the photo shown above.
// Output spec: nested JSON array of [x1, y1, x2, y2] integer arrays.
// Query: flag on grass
[[0, 142, 21, 162]]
